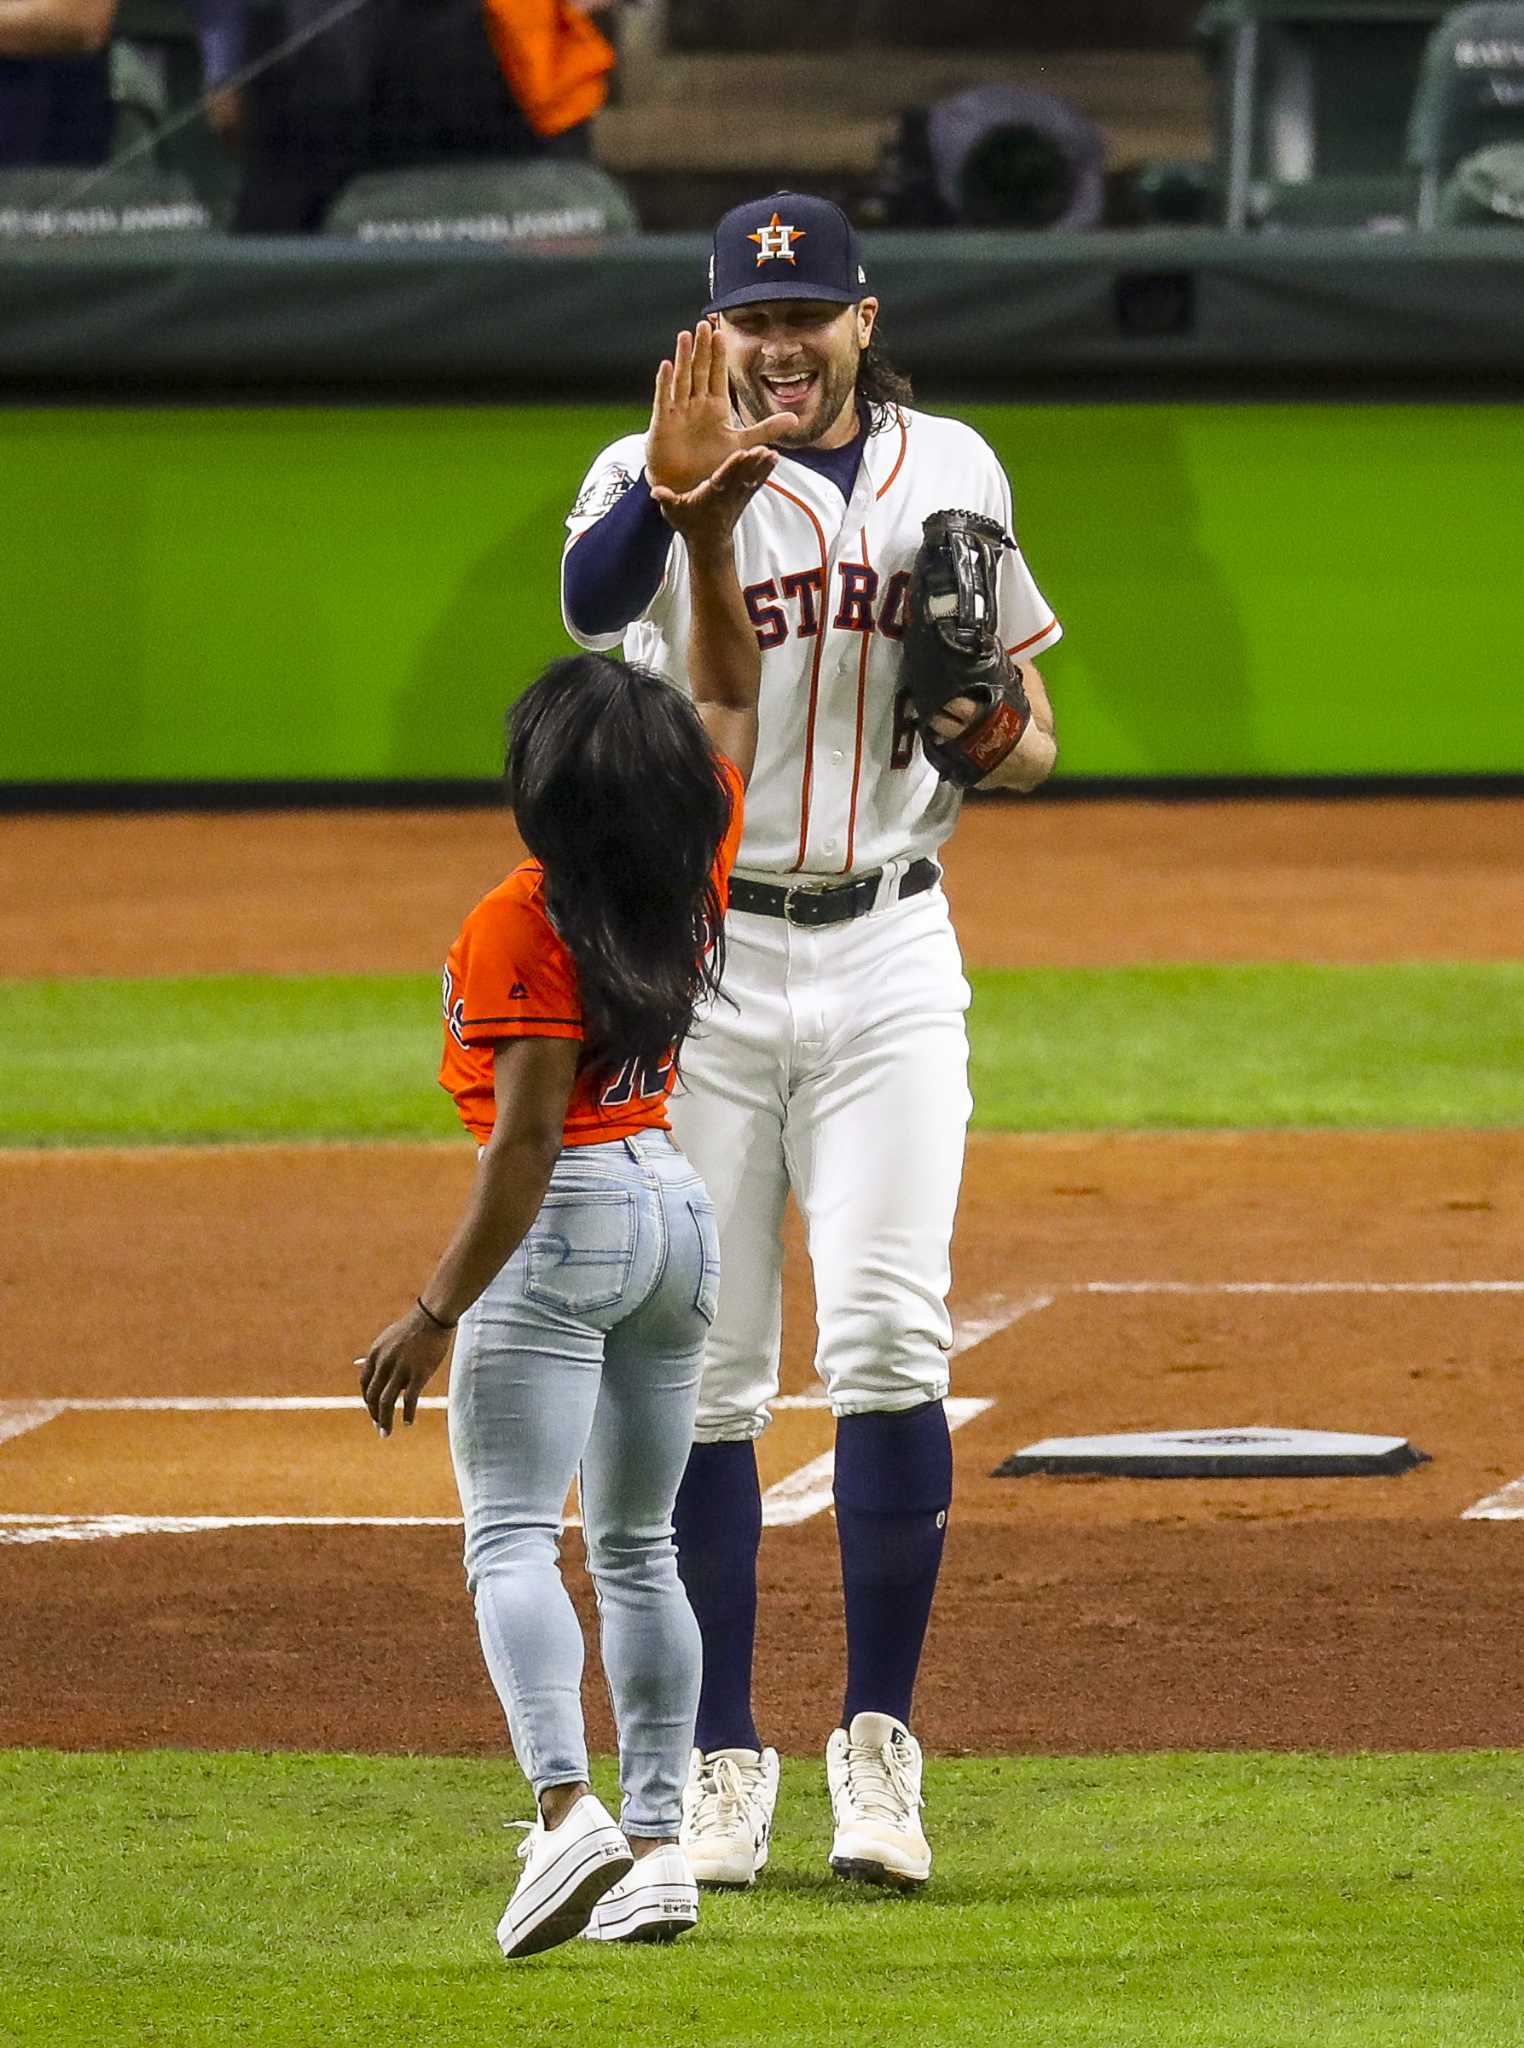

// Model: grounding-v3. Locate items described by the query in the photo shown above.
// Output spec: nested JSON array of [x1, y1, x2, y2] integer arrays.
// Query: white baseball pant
[[668, 877, 972, 1441]]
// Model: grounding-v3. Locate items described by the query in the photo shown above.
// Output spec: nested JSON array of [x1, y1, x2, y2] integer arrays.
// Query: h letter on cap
[[749, 211, 805, 266]]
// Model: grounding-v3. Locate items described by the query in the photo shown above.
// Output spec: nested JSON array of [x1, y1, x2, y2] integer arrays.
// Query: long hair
[[505, 654, 732, 1080], [858, 323, 914, 430]]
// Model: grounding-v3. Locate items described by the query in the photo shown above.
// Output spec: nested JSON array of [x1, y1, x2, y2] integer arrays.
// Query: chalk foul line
[[0, 1390, 889, 1418], [1081, 1280, 1524, 1295], [0, 1291, 1045, 1546], [0, 1514, 464, 1547], [1461, 1479, 1524, 1522], [7, 1281, 1523, 1536], [948, 1289, 1056, 1351], [0, 1400, 66, 1447]]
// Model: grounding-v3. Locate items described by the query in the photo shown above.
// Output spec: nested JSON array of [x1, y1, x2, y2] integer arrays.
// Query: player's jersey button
[[832, 750, 844, 764], [822, 838, 839, 854]]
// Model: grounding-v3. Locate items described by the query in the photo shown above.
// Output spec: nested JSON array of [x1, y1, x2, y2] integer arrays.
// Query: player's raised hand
[[651, 445, 777, 544], [647, 322, 801, 494]]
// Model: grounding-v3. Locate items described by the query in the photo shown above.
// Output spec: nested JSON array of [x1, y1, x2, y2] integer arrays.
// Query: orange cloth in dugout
[[440, 756, 744, 1147], [480, 0, 614, 139]]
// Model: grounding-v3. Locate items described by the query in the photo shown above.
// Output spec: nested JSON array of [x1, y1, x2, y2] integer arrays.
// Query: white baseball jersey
[[562, 404, 1061, 881]]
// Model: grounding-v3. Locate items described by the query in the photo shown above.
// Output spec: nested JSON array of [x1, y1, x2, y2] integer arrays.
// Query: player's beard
[[734, 341, 862, 448]]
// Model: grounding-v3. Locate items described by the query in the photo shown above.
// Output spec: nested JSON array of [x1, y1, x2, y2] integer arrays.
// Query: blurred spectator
[[0, 0, 116, 164], [231, 0, 624, 232], [1, 0, 254, 174], [192, 0, 248, 145]]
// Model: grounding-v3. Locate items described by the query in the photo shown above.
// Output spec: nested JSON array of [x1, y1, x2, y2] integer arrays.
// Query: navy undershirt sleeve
[[563, 473, 675, 639]]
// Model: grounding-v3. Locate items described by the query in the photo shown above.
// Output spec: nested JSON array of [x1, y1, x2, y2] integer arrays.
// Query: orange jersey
[[440, 756, 744, 1147]]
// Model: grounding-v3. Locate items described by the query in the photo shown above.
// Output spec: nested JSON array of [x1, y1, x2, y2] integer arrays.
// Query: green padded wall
[[5, 401, 1522, 784]]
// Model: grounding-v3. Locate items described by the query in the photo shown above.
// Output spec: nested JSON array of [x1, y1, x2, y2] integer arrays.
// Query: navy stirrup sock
[[674, 1440, 764, 1754], [833, 1402, 954, 1731]]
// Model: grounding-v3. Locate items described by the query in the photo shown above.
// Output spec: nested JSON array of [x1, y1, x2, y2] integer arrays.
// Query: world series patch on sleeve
[[571, 463, 638, 521]]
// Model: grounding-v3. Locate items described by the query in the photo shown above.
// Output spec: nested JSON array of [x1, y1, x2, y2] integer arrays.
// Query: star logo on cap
[[748, 211, 805, 267]]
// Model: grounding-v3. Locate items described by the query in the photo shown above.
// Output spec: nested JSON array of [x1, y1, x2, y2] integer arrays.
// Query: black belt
[[728, 858, 939, 928]]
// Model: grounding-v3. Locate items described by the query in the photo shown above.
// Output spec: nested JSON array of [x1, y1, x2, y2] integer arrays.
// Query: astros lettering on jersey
[[563, 408, 1061, 880]]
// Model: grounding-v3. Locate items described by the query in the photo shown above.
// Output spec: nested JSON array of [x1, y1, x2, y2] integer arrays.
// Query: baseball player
[[560, 191, 1060, 1891], [359, 416, 780, 1957]]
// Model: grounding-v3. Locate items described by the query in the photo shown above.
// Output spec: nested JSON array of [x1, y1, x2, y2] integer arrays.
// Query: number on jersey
[[601, 1052, 675, 1108]]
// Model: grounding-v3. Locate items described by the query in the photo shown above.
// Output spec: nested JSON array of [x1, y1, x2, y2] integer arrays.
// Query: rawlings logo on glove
[[902, 508, 1031, 788]]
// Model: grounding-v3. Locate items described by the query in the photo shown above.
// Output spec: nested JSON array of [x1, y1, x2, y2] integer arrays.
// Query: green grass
[[0, 974, 461, 1145], [968, 962, 1524, 1131], [0, 963, 1520, 1146], [2, 1750, 1521, 2047]]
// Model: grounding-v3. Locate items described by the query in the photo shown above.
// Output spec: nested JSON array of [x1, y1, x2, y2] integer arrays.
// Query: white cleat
[[580, 1843, 700, 1944], [678, 1745, 780, 1887], [826, 1711, 932, 1890], [496, 1794, 633, 1959]]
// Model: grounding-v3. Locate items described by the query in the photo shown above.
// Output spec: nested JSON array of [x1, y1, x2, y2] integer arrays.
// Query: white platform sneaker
[[496, 1794, 633, 1959], [678, 1746, 781, 1887], [826, 1712, 932, 1890], [581, 1843, 700, 1944]]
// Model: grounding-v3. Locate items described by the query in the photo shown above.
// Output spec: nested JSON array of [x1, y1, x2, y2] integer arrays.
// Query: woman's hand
[[652, 445, 777, 544], [358, 1305, 452, 1437], [646, 321, 798, 495]]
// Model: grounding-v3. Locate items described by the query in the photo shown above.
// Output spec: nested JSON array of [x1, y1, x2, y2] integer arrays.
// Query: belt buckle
[[781, 885, 809, 925]]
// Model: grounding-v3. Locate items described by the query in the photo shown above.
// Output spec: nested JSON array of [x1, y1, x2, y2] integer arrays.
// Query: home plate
[[994, 1427, 1430, 1479]]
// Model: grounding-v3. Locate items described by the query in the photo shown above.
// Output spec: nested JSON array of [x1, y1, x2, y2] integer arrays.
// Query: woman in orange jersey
[[358, 323, 792, 1962]]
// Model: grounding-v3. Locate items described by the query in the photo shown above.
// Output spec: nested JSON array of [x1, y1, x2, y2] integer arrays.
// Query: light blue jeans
[[448, 1130, 718, 1836]]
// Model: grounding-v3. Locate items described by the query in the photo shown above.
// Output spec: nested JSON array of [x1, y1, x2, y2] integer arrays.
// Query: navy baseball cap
[[706, 190, 869, 313]]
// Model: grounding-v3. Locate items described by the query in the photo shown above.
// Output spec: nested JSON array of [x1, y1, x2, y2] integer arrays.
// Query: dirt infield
[[3, 799, 1522, 1757], [8, 795, 1524, 976], [4, 1129, 1522, 1754]]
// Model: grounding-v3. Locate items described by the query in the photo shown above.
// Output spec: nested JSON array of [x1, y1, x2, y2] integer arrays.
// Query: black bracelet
[[415, 1295, 457, 1331]]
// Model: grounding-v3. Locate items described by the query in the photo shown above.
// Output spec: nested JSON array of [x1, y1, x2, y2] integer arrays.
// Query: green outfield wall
[[6, 400, 1523, 787]]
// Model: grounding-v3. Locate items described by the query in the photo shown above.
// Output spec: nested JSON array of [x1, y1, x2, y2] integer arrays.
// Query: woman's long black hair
[[505, 653, 733, 1081]]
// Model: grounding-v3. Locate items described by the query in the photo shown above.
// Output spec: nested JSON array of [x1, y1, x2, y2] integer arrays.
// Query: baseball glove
[[902, 509, 1031, 787]]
